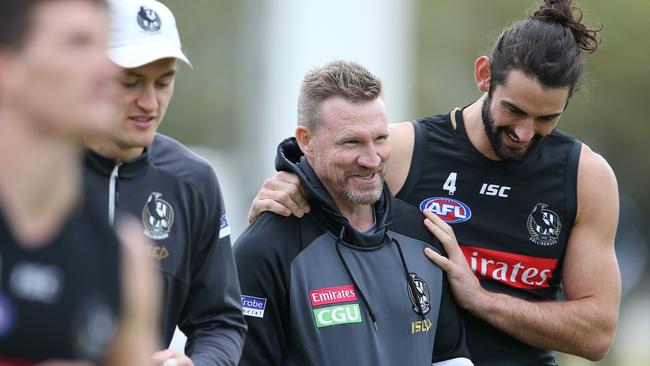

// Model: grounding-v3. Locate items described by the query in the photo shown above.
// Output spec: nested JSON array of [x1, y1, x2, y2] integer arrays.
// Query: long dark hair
[[489, 0, 602, 97]]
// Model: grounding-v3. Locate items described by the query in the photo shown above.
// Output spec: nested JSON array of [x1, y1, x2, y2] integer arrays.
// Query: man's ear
[[475, 55, 492, 93], [295, 125, 313, 158]]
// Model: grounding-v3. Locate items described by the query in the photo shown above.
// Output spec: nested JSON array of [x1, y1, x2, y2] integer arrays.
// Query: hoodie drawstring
[[391, 236, 427, 322], [334, 226, 427, 330], [334, 226, 378, 330]]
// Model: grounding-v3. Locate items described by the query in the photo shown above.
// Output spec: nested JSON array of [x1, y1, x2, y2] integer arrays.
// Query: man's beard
[[481, 93, 543, 161], [341, 166, 385, 206]]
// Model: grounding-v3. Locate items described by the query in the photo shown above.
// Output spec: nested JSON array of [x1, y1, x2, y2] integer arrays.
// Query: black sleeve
[[179, 172, 247, 366], [431, 271, 472, 363], [234, 213, 300, 366]]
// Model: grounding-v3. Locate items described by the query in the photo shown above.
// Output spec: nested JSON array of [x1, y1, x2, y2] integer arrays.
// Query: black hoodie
[[235, 137, 472, 366]]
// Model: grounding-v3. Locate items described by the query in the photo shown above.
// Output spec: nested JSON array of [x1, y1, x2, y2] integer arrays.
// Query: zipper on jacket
[[108, 163, 121, 226]]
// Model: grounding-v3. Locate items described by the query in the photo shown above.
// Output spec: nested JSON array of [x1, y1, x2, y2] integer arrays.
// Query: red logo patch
[[460, 245, 558, 289], [309, 285, 357, 307]]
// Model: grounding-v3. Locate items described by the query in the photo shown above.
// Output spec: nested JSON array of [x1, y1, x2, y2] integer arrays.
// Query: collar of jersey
[[84, 146, 150, 179]]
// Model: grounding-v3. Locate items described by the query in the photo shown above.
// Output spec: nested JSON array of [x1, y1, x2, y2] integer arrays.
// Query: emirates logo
[[461, 244, 558, 289]]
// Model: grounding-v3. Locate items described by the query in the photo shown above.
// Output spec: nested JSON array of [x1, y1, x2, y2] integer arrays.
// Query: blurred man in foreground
[[0, 0, 158, 365]]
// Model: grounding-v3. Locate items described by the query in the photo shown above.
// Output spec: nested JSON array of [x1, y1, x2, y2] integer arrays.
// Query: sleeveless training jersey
[[396, 108, 581, 366], [0, 190, 121, 365]]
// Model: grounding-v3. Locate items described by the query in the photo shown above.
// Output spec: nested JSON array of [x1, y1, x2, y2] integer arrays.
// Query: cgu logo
[[420, 197, 472, 224], [313, 303, 362, 328]]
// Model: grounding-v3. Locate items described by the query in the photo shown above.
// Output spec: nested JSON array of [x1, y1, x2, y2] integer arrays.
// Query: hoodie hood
[[275, 137, 392, 248]]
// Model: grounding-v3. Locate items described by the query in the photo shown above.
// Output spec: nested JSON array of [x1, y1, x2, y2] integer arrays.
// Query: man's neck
[[335, 199, 375, 232], [463, 97, 500, 161], [0, 109, 82, 247], [85, 139, 144, 162]]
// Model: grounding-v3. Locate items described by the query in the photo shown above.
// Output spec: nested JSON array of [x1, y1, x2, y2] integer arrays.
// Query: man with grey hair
[[235, 60, 472, 366]]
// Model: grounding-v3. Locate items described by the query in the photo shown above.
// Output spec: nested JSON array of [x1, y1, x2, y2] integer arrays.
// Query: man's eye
[[538, 116, 557, 123], [121, 80, 138, 88]]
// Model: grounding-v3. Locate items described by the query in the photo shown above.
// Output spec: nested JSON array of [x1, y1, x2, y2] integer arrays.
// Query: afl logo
[[527, 203, 561, 246], [137, 6, 161, 32], [142, 192, 174, 240], [420, 197, 472, 224], [407, 273, 431, 315]]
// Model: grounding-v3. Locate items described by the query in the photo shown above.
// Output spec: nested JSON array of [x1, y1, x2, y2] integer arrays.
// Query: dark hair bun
[[530, 0, 601, 53]]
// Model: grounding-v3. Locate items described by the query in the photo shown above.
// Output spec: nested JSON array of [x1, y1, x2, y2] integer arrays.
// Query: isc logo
[[146, 244, 170, 261], [411, 319, 432, 334], [479, 183, 511, 198], [420, 197, 472, 224]]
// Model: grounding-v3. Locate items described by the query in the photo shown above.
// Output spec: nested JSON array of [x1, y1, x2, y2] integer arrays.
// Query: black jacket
[[0, 185, 121, 364], [235, 137, 472, 366], [84, 133, 246, 366]]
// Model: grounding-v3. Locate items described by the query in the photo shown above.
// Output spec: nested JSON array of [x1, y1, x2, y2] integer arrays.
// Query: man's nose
[[513, 118, 535, 143], [136, 84, 158, 112], [357, 145, 381, 168]]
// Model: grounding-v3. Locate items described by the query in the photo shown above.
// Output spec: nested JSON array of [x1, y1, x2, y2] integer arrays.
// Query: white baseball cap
[[106, 0, 191, 68]]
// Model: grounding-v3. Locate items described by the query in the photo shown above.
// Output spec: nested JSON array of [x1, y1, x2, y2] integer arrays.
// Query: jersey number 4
[[443, 172, 457, 195]]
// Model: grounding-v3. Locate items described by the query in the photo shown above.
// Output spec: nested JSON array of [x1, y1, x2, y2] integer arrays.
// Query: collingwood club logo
[[137, 6, 161, 32], [527, 203, 561, 246], [142, 192, 174, 240], [407, 273, 431, 315]]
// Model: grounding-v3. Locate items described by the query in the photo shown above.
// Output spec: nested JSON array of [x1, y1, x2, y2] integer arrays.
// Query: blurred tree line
[[158, 0, 242, 149]]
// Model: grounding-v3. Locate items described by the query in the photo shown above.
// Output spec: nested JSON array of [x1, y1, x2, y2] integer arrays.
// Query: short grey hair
[[297, 60, 382, 131]]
